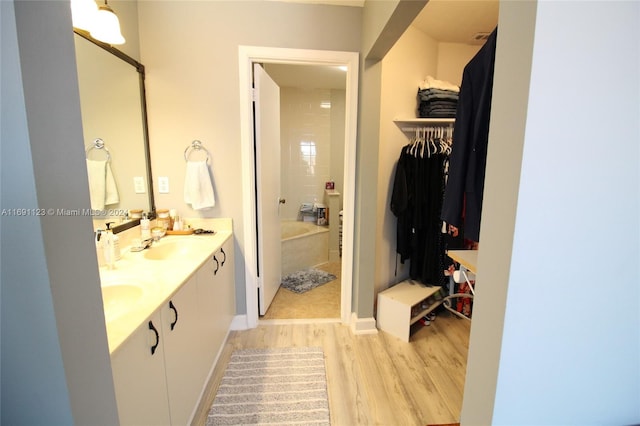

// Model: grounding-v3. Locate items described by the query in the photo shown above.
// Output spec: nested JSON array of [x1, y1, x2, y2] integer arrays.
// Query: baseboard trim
[[259, 318, 341, 325], [350, 313, 378, 335], [230, 314, 249, 330]]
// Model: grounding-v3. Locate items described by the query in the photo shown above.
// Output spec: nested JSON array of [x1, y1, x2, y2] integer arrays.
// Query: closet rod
[[400, 126, 453, 132]]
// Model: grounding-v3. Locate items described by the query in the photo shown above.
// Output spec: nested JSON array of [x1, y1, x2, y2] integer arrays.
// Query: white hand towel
[[184, 160, 215, 210], [87, 159, 120, 210], [104, 162, 120, 206], [87, 159, 107, 210]]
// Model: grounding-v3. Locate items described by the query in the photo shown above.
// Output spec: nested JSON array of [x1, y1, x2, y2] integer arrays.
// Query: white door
[[254, 63, 282, 315]]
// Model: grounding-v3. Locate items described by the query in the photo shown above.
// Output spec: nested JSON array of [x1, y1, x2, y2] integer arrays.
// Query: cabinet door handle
[[220, 247, 226, 267], [213, 255, 219, 276], [169, 300, 179, 331], [148, 320, 159, 355]]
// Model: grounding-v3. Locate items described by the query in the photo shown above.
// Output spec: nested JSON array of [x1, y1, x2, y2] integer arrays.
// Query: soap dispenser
[[140, 213, 151, 240], [108, 222, 121, 261], [102, 223, 116, 269], [95, 230, 105, 266]]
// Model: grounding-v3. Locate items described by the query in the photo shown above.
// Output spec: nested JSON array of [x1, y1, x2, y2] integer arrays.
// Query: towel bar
[[86, 138, 111, 162], [184, 140, 211, 163]]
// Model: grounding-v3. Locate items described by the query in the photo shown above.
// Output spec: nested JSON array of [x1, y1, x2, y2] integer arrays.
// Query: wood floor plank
[[355, 334, 421, 426], [192, 315, 470, 426], [378, 331, 458, 423], [326, 324, 372, 425]]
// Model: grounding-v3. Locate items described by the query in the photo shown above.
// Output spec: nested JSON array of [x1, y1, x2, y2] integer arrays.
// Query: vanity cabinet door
[[197, 236, 236, 370], [218, 237, 236, 325], [217, 237, 235, 305], [197, 252, 219, 368], [160, 273, 206, 426], [111, 311, 171, 426]]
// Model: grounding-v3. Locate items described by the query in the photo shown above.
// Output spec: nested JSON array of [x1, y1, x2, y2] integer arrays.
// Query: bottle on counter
[[111, 228, 121, 261], [129, 209, 143, 219], [173, 213, 183, 231], [140, 213, 151, 240], [102, 223, 116, 269], [156, 209, 170, 230], [95, 230, 105, 267]]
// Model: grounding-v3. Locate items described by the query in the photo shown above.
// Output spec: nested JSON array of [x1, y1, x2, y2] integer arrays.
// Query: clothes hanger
[[410, 128, 419, 156]]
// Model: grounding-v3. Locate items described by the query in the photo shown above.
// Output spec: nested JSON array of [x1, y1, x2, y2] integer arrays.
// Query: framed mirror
[[74, 30, 154, 233]]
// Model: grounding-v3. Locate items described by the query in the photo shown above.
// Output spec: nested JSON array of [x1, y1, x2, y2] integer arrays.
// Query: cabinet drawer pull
[[169, 301, 179, 331], [220, 247, 226, 266], [148, 320, 159, 355], [213, 255, 219, 276]]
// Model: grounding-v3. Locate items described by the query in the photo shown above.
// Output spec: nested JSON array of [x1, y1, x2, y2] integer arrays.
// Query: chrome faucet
[[131, 238, 154, 252]]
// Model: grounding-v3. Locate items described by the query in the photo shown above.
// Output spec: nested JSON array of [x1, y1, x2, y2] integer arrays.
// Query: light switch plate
[[158, 176, 169, 194], [133, 176, 145, 194]]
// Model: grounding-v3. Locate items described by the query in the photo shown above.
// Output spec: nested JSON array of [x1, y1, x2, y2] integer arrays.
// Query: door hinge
[[251, 87, 256, 102], [257, 277, 263, 289]]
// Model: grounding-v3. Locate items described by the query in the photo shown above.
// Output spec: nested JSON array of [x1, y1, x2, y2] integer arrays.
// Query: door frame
[[239, 46, 359, 328]]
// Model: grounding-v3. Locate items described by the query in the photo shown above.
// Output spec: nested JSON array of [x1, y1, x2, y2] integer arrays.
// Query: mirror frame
[[74, 29, 155, 232]]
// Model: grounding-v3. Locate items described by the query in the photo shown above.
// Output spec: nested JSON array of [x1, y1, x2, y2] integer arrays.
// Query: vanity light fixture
[[70, 0, 98, 31], [89, 0, 125, 45]]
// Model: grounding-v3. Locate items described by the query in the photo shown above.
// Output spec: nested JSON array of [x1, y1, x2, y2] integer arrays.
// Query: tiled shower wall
[[280, 87, 345, 220]]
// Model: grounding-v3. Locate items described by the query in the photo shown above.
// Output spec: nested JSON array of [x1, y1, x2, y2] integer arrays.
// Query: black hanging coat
[[391, 145, 447, 285], [441, 27, 498, 242]]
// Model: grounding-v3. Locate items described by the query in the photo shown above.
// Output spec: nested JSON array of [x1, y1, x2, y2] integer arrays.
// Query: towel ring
[[184, 140, 211, 164], [85, 138, 111, 162]]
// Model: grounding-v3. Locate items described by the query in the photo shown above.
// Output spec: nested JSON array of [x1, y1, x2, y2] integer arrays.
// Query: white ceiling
[[273, 0, 499, 43], [264, 0, 499, 88], [413, 0, 499, 44], [264, 63, 348, 90]]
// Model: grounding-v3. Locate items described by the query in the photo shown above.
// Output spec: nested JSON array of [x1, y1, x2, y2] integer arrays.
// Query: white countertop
[[99, 218, 232, 355]]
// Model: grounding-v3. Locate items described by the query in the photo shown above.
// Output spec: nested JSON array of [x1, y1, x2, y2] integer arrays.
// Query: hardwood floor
[[193, 311, 471, 426]]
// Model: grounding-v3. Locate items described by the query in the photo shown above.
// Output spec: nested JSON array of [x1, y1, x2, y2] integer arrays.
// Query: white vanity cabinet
[[110, 311, 172, 426], [160, 273, 205, 426], [197, 236, 235, 373], [109, 232, 236, 426]]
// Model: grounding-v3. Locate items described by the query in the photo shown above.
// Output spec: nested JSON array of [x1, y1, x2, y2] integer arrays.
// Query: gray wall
[[462, 0, 640, 423], [136, 1, 363, 315], [1, 1, 118, 423], [3, 0, 639, 423], [352, 0, 427, 318]]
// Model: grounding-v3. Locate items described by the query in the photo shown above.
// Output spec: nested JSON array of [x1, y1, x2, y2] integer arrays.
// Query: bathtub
[[281, 220, 329, 276]]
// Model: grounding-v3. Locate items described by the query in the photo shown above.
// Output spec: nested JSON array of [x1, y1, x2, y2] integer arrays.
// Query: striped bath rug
[[206, 347, 330, 425]]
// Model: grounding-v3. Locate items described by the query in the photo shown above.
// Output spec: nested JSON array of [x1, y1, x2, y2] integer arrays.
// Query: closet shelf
[[393, 117, 455, 126]]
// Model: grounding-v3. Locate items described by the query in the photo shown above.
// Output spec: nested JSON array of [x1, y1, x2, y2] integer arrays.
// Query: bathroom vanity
[[99, 218, 235, 425]]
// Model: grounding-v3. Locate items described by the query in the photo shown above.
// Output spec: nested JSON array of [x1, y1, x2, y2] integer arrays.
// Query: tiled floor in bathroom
[[261, 261, 341, 320]]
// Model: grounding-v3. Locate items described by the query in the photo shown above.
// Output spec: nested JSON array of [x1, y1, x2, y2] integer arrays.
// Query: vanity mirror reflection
[[74, 30, 154, 232]]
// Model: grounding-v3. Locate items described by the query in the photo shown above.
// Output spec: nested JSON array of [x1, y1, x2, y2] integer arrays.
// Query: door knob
[[278, 198, 286, 204]]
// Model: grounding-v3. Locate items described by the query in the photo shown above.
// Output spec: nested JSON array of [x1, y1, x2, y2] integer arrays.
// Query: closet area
[[375, 0, 498, 367], [373, 3, 498, 421]]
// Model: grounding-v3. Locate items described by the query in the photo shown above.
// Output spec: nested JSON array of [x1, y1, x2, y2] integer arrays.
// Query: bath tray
[[165, 229, 194, 235]]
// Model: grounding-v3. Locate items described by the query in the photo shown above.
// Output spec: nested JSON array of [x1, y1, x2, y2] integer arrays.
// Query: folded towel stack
[[86, 159, 119, 210], [184, 160, 215, 210], [417, 76, 460, 118]]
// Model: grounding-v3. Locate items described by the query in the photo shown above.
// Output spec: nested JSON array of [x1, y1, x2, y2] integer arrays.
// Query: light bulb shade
[[71, 0, 98, 31], [90, 4, 125, 45]]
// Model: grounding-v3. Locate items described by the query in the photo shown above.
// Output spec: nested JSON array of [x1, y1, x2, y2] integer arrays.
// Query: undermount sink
[[143, 239, 210, 261], [101, 284, 144, 322]]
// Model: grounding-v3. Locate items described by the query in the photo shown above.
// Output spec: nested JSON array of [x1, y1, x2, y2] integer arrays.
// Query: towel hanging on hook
[[183, 139, 215, 209], [184, 139, 211, 164], [85, 138, 111, 162], [85, 138, 119, 209]]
